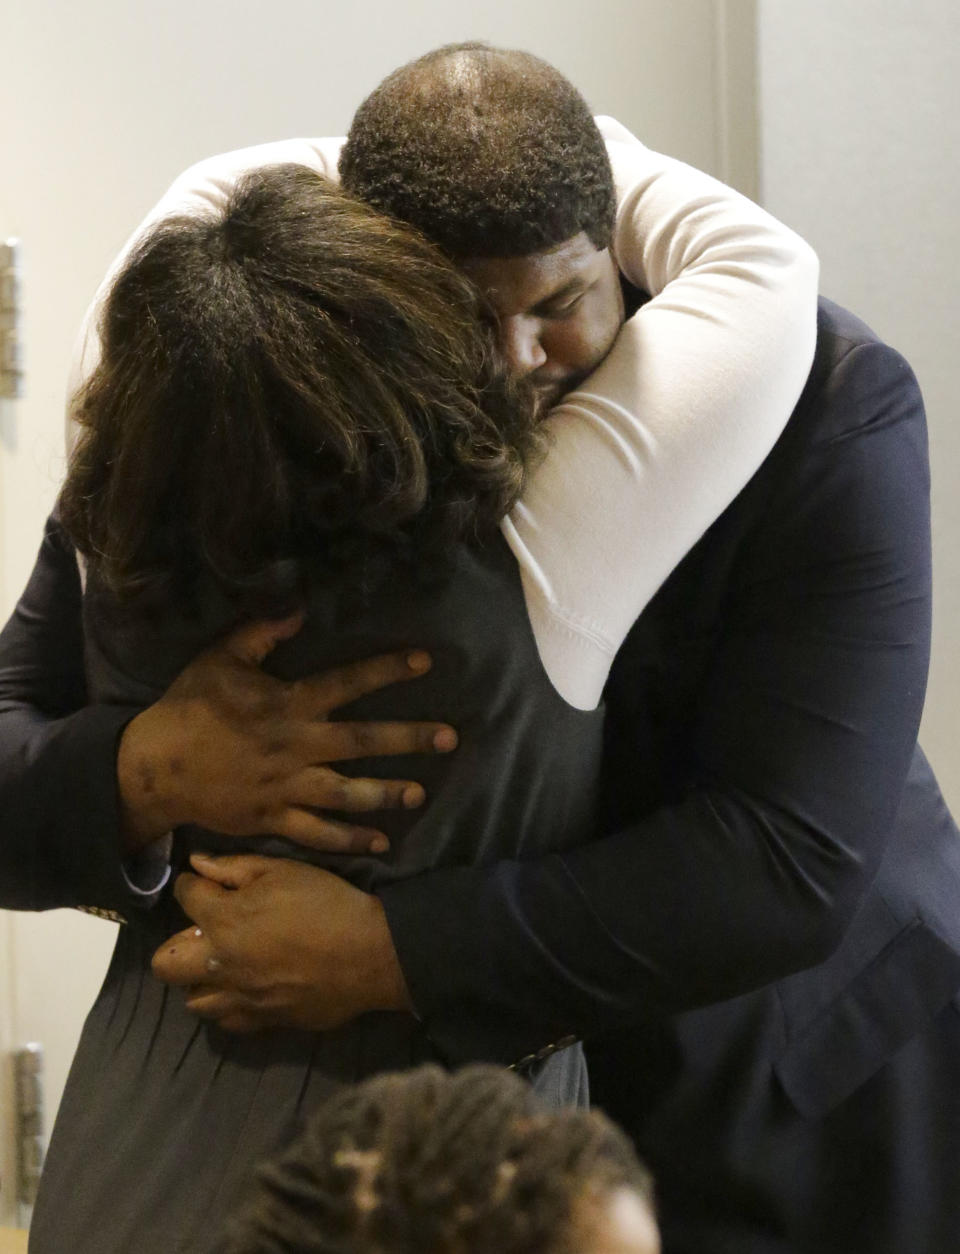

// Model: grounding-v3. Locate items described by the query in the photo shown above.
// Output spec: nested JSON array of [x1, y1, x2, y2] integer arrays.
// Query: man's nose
[[500, 316, 548, 376]]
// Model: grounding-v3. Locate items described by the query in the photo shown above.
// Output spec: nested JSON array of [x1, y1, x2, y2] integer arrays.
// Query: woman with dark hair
[[60, 166, 541, 619], [221, 1064, 660, 1254], [24, 137, 816, 1252]]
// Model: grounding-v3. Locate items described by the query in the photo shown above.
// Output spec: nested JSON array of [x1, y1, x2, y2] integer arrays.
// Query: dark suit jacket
[[376, 298, 960, 1103], [1, 300, 958, 1116]]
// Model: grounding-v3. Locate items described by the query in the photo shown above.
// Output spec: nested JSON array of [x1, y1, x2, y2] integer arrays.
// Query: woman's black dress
[[30, 537, 603, 1254]]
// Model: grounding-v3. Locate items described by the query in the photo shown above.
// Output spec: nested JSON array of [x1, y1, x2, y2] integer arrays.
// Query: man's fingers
[[189, 852, 274, 889], [182, 988, 264, 1033], [307, 720, 457, 763], [183, 987, 233, 1017], [220, 612, 306, 666], [274, 809, 393, 855], [172, 870, 230, 928], [216, 1012, 262, 1034], [303, 649, 433, 715], [151, 924, 216, 987], [295, 768, 425, 814]]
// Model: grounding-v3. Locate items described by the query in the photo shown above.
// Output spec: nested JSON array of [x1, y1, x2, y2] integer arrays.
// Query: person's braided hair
[[221, 1065, 653, 1253]]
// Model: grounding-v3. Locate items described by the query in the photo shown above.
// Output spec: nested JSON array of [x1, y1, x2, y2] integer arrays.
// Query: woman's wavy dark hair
[[60, 165, 542, 613], [220, 1064, 655, 1254]]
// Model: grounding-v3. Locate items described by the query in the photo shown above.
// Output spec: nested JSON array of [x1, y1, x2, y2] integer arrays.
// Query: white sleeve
[[66, 137, 346, 449], [502, 115, 820, 710]]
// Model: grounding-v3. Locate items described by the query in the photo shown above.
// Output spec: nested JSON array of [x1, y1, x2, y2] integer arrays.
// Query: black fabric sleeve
[[379, 337, 934, 1063], [0, 515, 144, 912]]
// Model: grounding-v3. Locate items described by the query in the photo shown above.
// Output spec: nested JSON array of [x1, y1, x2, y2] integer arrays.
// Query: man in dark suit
[[2, 43, 958, 1254]]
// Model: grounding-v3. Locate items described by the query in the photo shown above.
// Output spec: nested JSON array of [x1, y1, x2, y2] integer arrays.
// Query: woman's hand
[[117, 613, 457, 856], [151, 853, 411, 1033]]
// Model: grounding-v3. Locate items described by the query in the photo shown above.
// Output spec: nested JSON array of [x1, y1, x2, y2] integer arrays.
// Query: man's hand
[[117, 613, 457, 855], [151, 853, 411, 1033]]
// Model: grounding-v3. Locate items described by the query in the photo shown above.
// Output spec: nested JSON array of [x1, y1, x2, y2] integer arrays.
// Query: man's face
[[460, 232, 625, 411]]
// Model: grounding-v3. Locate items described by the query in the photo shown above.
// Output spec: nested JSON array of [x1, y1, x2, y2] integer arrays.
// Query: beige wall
[[758, 0, 960, 807]]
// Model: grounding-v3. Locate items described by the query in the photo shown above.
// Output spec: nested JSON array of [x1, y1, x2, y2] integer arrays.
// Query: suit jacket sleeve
[[0, 515, 145, 912], [379, 323, 934, 1064]]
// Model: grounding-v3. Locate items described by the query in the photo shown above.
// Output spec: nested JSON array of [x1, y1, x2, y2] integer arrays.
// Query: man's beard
[[532, 371, 585, 416]]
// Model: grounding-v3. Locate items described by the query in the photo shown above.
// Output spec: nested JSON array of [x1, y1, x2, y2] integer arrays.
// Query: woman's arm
[[505, 118, 820, 709], [66, 136, 345, 446]]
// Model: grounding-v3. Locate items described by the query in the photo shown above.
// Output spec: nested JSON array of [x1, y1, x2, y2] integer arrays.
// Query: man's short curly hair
[[221, 1065, 654, 1254], [339, 42, 616, 259]]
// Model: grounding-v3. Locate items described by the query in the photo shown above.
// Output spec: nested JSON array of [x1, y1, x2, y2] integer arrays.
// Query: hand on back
[[116, 612, 457, 855], [152, 853, 411, 1031]]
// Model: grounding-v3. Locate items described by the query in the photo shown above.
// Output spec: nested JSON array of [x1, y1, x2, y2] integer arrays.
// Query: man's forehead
[[459, 232, 604, 315]]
